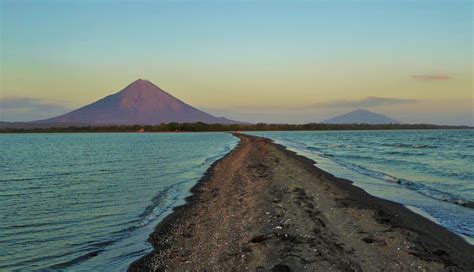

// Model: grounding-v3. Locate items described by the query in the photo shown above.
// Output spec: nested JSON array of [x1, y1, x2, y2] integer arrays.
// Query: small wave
[[338, 154, 382, 161], [301, 146, 333, 159], [138, 182, 188, 227], [281, 141, 310, 152], [334, 160, 473, 208], [48, 250, 104, 270], [203, 154, 224, 166], [384, 151, 426, 156], [414, 144, 437, 149], [201, 143, 237, 166], [43, 182, 189, 270], [382, 143, 438, 149], [328, 144, 346, 147], [459, 154, 474, 159], [306, 146, 321, 152]]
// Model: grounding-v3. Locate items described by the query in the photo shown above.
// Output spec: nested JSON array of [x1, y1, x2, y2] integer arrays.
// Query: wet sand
[[129, 134, 474, 271]]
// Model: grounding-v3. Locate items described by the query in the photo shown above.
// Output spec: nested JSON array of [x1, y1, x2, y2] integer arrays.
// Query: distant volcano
[[322, 109, 400, 124], [34, 79, 242, 125]]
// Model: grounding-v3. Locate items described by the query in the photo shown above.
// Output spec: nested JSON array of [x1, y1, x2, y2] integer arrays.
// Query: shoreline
[[267, 136, 474, 243], [403, 205, 474, 245], [129, 133, 474, 271], [2, 128, 473, 134], [269, 137, 474, 244]]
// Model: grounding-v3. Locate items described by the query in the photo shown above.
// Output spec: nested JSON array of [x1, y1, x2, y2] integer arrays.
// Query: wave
[[48, 250, 104, 270], [202, 142, 237, 166], [281, 139, 472, 209], [459, 154, 474, 160], [331, 160, 474, 208], [314, 151, 472, 182], [327, 143, 348, 148], [137, 182, 186, 227], [382, 143, 438, 149], [41, 180, 190, 270], [324, 153, 416, 168], [306, 146, 321, 152], [44, 145, 236, 270], [383, 150, 427, 156]]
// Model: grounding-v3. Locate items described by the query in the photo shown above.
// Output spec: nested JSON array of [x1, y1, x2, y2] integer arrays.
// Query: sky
[[1, 0, 472, 125]]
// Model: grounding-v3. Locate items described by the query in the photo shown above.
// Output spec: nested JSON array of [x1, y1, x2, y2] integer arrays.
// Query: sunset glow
[[1, 0, 472, 124]]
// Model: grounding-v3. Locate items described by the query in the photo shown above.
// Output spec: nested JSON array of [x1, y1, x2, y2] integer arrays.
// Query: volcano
[[322, 109, 400, 124], [34, 79, 241, 125]]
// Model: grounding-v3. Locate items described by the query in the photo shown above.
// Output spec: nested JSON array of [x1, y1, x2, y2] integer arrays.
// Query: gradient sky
[[1, 0, 472, 124]]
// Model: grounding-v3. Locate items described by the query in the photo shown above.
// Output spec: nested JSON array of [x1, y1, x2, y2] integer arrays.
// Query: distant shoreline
[[129, 133, 473, 271], [0, 123, 472, 133]]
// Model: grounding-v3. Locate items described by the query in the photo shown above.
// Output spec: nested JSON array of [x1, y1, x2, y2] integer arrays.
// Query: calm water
[[250, 130, 474, 240], [0, 133, 238, 271]]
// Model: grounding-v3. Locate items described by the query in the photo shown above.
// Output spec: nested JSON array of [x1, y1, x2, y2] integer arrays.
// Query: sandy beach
[[129, 134, 474, 271]]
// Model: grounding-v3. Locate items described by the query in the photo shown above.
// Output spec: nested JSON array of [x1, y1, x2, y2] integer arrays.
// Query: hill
[[322, 109, 400, 124]]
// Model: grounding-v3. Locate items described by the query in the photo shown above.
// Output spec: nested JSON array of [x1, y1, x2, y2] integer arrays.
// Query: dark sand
[[129, 134, 474, 271]]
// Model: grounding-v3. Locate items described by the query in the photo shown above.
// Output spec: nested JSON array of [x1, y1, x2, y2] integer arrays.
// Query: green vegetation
[[0, 122, 471, 133]]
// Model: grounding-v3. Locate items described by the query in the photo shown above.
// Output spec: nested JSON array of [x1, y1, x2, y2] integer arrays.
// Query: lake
[[0, 133, 237, 271]]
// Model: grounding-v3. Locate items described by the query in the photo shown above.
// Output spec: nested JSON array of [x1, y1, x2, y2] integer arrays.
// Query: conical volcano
[[36, 79, 241, 125]]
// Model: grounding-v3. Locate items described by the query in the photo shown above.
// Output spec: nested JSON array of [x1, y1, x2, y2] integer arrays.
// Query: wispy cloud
[[0, 97, 70, 121], [312, 96, 418, 108], [412, 74, 451, 80]]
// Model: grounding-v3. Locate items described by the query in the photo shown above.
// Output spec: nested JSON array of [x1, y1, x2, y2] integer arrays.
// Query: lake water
[[249, 130, 474, 240], [0, 133, 238, 271], [1, 130, 473, 271]]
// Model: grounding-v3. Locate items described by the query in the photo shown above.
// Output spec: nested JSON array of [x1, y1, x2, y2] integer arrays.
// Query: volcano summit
[[34, 79, 241, 125]]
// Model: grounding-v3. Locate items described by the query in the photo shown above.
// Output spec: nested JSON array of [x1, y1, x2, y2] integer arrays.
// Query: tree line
[[0, 122, 471, 133]]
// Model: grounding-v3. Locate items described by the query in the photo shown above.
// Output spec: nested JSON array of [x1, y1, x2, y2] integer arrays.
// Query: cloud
[[412, 74, 451, 80], [312, 96, 418, 108], [0, 97, 70, 121]]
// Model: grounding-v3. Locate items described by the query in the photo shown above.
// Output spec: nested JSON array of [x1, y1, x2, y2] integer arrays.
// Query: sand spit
[[130, 134, 473, 271]]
